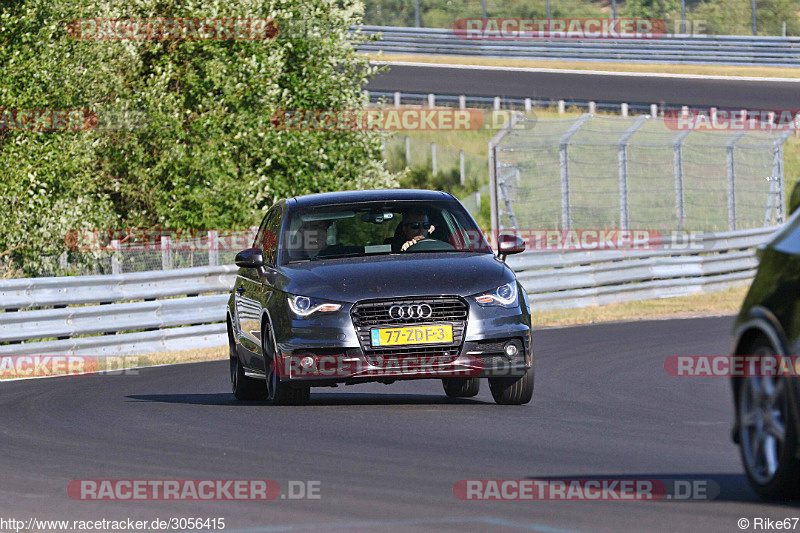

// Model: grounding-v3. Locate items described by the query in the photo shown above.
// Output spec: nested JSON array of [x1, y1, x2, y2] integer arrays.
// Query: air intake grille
[[351, 296, 468, 354]]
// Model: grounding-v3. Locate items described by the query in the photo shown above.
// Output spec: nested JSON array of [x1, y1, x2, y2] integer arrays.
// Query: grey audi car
[[226, 189, 533, 405]]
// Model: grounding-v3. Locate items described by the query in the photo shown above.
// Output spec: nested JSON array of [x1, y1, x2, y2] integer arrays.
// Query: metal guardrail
[[0, 226, 776, 355], [0, 266, 236, 356], [357, 26, 800, 67], [506, 227, 777, 310]]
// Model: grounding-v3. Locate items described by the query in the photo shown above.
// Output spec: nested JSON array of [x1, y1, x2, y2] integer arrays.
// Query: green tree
[[0, 0, 397, 275]]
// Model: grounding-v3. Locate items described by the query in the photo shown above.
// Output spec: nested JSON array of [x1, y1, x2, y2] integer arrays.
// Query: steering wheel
[[404, 238, 455, 252]]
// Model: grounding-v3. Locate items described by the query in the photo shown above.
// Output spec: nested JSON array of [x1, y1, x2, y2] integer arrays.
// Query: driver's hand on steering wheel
[[401, 225, 434, 251]]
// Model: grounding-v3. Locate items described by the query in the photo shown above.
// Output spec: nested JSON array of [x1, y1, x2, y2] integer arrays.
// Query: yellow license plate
[[371, 325, 453, 347]]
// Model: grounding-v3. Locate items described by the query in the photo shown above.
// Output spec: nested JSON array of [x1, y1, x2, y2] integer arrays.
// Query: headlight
[[288, 295, 342, 318], [474, 282, 518, 307]]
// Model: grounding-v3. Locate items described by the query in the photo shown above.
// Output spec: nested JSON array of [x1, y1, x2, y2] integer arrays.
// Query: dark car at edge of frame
[[731, 180, 800, 499]]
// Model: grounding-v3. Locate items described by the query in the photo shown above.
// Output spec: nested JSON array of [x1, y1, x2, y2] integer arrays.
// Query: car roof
[[287, 189, 452, 209]]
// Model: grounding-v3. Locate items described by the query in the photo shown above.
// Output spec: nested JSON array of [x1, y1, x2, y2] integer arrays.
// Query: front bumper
[[272, 297, 533, 385]]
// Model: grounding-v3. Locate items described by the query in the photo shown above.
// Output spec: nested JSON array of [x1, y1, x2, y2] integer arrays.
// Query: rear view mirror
[[497, 234, 526, 260], [789, 180, 800, 216], [235, 247, 264, 268]]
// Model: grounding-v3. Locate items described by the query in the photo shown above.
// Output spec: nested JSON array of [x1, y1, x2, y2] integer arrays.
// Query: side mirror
[[789, 180, 800, 216], [497, 233, 526, 260], [235, 247, 264, 268]]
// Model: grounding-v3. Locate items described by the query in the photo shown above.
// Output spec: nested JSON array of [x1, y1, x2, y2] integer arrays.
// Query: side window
[[261, 207, 283, 265], [254, 211, 273, 249]]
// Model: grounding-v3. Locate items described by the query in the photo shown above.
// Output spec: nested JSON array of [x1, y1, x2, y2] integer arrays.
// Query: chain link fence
[[492, 113, 793, 233]]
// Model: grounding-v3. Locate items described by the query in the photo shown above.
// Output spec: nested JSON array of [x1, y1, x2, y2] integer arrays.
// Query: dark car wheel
[[738, 338, 800, 499], [230, 335, 267, 401], [442, 378, 480, 398], [488, 367, 534, 405], [263, 322, 310, 406]]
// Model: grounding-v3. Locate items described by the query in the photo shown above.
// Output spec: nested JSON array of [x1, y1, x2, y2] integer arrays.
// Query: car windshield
[[281, 200, 491, 264]]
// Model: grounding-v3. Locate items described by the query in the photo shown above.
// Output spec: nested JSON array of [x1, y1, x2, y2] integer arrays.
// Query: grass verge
[[530, 285, 747, 327], [367, 53, 800, 79]]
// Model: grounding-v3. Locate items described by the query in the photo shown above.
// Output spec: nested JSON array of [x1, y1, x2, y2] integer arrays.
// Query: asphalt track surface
[[2, 315, 799, 532], [366, 63, 800, 109]]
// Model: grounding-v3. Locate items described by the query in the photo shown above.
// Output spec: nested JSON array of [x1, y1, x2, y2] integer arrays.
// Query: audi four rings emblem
[[389, 304, 433, 319]]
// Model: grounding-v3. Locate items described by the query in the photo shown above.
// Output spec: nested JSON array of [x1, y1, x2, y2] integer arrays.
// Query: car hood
[[277, 252, 511, 303]]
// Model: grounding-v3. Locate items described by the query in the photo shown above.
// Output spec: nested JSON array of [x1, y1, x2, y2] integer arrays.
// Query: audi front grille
[[351, 296, 468, 355]]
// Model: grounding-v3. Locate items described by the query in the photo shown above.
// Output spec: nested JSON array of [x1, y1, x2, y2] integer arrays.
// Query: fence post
[[161, 235, 173, 270], [111, 239, 121, 274], [460, 150, 466, 186], [672, 130, 691, 231], [771, 131, 793, 224], [726, 132, 745, 231], [208, 230, 219, 266], [559, 114, 592, 230], [405, 136, 411, 167], [488, 113, 521, 237], [617, 115, 648, 230], [59, 252, 68, 272], [431, 142, 437, 176]]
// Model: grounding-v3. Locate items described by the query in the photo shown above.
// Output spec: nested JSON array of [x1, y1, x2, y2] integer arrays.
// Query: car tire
[[442, 378, 480, 398], [488, 367, 534, 405], [230, 333, 267, 401], [263, 321, 310, 406], [737, 337, 800, 499]]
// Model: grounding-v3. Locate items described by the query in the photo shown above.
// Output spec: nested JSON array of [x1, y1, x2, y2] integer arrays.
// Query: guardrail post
[[161, 235, 173, 270], [59, 252, 68, 272], [111, 239, 121, 275], [208, 230, 219, 266], [493, 97, 501, 111], [459, 95, 466, 110], [525, 98, 532, 114], [558, 100, 565, 114], [394, 91, 401, 106], [650, 104, 658, 117], [673, 130, 692, 231], [726, 132, 745, 231], [488, 113, 521, 237], [431, 142, 437, 176], [558, 114, 592, 230], [618, 116, 648, 230], [405, 136, 411, 167], [621, 103, 628, 117], [427, 93, 435, 108], [588, 101, 596, 114], [460, 150, 465, 186]]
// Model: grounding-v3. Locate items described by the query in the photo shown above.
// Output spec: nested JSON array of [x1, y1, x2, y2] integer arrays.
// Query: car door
[[234, 207, 280, 370]]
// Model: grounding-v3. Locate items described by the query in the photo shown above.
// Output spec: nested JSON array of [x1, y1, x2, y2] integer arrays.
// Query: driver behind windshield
[[291, 219, 333, 260], [388, 209, 435, 252]]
